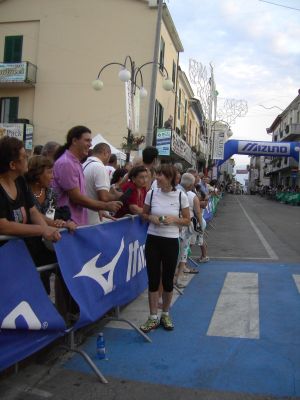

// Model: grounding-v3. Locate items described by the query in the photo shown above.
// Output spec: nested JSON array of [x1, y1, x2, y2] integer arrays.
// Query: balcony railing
[[0, 62, 37, 87]]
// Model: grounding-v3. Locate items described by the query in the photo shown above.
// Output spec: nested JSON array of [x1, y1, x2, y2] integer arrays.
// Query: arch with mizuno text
[[217, 139, 300, 166]]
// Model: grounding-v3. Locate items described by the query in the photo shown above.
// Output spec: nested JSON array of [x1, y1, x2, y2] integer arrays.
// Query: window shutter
[[4, 36, 23, 63]]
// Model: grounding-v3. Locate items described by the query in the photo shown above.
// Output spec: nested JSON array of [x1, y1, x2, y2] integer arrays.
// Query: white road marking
[[236, 198, 278, 260], [293, 274, 300, 293], [207, 272, 260, 339]]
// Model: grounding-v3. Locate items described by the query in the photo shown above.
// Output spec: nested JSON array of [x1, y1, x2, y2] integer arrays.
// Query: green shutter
[[4, 36, 23, 63], [9, 98, 19, 122]]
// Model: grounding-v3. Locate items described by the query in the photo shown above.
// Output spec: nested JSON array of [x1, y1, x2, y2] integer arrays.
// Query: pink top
[[52, 150, 87, 225]]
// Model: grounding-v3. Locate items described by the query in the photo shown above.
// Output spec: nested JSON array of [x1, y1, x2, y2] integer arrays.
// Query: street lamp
[[92, 55, 173, 161], [92, 55, 173, 96]]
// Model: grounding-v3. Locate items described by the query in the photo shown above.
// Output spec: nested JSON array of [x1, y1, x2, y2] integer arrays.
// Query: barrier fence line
[[0, 196, 222, 381], [0, 216, 150, 383]]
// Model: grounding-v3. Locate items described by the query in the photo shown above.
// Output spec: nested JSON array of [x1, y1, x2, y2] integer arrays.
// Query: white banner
[[0, 62, 27, 82], [171, 131, 194, 165], [0, 123, 24, 140], [213, 131, 225, 160], [125, 81, 135, 132], [134, 87, 140, 134]]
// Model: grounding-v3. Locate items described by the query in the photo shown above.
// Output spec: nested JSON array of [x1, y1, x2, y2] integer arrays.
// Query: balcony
[[267, 156, 298, 174], [281, 123, 300, 142], [0, 62, 37, 87]]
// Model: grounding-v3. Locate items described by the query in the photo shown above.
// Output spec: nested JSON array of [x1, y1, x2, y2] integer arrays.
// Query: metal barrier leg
[[62, 331, 108, 384], [173, 285, 184, 295], [105, 307, 152, 343]]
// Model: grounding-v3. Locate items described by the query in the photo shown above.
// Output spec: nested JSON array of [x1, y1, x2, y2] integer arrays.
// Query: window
[[159, 37, 165, 72], [0, 97, 19, 123], [172, 61, 176, 86], [154, 100, 164, 128], [4, 36, 23, 63]]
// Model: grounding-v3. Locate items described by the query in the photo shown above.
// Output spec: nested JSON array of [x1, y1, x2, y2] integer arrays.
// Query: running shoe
[[140, 317, 160, 333], [198, 256, 210, 263], [160, 314, 174, 331]]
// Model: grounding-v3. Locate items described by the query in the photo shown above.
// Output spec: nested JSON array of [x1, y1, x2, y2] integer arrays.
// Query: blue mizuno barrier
[[54, 217, 148, 330], [0, 240, 66, 371], [0, 217, 148, 372]]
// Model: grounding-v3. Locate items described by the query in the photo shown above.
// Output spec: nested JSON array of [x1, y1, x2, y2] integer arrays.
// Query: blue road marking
[[64, 262, 300, 397]]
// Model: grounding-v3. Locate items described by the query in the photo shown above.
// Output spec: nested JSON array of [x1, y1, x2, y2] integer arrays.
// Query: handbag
[[191, 216, 203, 233]]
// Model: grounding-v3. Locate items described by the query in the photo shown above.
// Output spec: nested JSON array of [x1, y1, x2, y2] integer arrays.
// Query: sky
[[167, 0, 300, 182]]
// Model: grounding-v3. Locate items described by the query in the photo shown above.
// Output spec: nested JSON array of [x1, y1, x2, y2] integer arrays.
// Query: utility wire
[[259, 0, 300, 11]]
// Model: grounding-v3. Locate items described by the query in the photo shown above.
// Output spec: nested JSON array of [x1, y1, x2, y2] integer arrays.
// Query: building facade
[[0, 0, 183, 151], [266, 91, 300, 188]]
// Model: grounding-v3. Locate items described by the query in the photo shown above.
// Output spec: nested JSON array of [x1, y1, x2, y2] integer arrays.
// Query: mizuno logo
[[74, 238, 125, 295], [1, 301, 42, 330], [239, 142, 289, 154], [126, 240, 146, 282]]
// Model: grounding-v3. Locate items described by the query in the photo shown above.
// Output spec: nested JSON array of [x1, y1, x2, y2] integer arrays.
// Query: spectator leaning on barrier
[[194, 188, 209, 263], [140, 164, 190, 333], [115, 165, 148, 218], [26, 155, 76, 231], [83, 142, 122, 225], [175, 173, 203, 286], [52, 126, 121, 225], [0, 137, 61, 242], [0, 137, 61, 293], [25, 155, 78, 312]]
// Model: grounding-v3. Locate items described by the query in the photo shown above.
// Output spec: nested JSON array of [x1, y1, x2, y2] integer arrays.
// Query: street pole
[[205, 64, 214, 173], [146, 0, 163, 147]]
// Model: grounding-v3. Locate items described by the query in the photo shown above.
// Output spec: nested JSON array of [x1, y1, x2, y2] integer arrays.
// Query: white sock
[[150, 314, 158, 320], [161, 311, 169, 316]]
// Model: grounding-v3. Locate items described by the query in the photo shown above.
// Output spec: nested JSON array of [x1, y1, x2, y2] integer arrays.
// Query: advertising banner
[[0, 123, 24, 140], [0, 62, 27, 82], [213, 131, 225, 160], [238, 141, 290, 156], [0, 240, 66, 371], [171, 131, 193, 164], [156, 129, 172, 156], [54, 218, 148, 329]]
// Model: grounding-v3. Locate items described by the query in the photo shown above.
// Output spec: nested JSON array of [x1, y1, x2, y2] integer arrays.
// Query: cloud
[[168, 0, 300, 147]]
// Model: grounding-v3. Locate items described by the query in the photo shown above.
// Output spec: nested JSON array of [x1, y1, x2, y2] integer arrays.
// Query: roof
[[162, 4, 184, 52]]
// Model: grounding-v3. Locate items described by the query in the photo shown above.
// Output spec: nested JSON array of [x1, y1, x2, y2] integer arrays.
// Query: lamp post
[[92, 55, 173, 162]]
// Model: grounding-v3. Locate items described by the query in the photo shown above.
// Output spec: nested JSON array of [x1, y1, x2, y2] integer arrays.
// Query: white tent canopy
[[92, 133, 127, 161]]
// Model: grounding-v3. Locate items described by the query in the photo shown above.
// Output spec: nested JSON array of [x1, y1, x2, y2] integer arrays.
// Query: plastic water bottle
[[96, 332, 106, 360]]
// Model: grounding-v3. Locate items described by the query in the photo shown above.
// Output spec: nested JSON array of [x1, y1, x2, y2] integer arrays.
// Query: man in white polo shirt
[[83, 142, 122, 225]]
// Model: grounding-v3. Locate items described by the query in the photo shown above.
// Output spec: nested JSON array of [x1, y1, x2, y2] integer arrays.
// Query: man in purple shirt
[[53, 126, 121, 225]]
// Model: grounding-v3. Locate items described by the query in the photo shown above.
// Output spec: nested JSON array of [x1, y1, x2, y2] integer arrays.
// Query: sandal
[[183, 268, 199, 274]]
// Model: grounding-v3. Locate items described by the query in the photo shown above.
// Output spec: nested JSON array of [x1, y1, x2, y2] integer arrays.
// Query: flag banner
[[54, 217, 148, 329], [0, 240, 66, 371]]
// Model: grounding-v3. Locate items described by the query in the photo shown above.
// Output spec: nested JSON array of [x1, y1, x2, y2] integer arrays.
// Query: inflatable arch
[[218, 139, 300, 166]]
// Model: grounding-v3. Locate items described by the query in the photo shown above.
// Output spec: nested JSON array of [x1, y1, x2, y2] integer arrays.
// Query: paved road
[[1, 194, 300, 400]]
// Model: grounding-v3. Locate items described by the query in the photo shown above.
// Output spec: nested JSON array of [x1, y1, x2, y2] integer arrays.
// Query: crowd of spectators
[[0, 125, 218, 330]]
